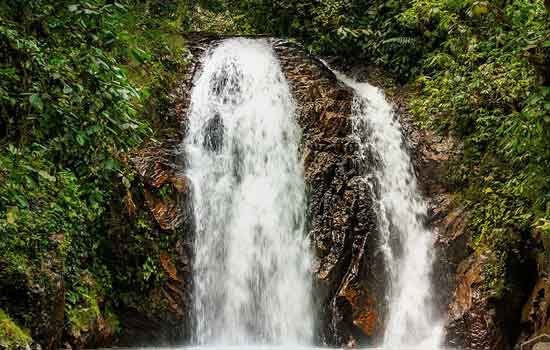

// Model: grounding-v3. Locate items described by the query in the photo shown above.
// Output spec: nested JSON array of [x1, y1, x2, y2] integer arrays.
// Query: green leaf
[[130, 48, 151, 64], [483, 187, 494, 194], [104, 158, 119, 171], [6, 207, 17, 225], [76, 132, 86, 146], [38, 170, 56, 182], [29, 94, 43, 112], [14, 195, 28, 208], [470, 1, 490, 17]]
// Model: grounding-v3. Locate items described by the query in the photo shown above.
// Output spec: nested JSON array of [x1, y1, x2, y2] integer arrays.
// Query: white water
[[183, 38, 313, 345], [334, 72, 443, 348]]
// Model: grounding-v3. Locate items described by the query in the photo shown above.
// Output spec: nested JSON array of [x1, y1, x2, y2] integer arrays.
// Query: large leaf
[[29, 94, 43, 112]]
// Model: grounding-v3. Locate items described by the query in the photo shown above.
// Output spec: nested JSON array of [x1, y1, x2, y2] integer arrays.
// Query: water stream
[[334, 72, 443, 349], [183, 38, 313, 346]]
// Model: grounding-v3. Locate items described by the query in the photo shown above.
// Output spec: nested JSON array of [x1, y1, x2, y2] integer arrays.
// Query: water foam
[[334, 72, 443, 349], [183, 38, 313, 345]]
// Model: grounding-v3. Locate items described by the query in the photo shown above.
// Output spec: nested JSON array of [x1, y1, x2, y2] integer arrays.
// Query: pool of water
[[96, 346, 457, 350]]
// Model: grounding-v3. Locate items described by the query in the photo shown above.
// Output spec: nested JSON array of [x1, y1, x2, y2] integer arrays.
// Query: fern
[[382, 36, 417, 46]]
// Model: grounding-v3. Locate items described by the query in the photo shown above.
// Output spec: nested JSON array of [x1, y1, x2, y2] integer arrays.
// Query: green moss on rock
[[0, 309, 32, 349]]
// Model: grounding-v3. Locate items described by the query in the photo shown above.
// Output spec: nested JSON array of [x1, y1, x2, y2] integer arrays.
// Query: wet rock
[[144, 189, 182, 231], [445, 253, 505, 350], [271, 40, 385, 346], [179, 36, 387, 345], [388, 72, 539, 349], [339, 285, 380, 337], [203, 114, 224, 152], [383, 80, 469, 319], [0, 255, 65, 350], [389, 78, 534, 349], [336, 63, 539, 350], [444, 237, 537, 350], [515, 227, 550, 348], [518, 278, 550, 343]]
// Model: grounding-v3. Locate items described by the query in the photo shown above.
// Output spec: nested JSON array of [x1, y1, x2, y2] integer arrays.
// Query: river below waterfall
[[100, 347, 457, 350]]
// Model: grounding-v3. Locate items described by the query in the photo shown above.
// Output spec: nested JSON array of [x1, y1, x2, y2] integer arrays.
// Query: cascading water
[[183, 38, 313, 346], [334, 72, 443, 349]]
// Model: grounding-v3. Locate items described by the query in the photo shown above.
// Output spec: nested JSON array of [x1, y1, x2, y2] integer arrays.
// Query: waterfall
[[334, 72, 443, 348], [183, 38, 313, 345]]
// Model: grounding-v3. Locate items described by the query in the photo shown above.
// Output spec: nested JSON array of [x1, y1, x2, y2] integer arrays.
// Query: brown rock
[[184, 38, 386, 345], [160, 251, 181, 282], [272, 39, 385, 346], [515, 226, 550, 348], [171, 175, 189, 193], [339, 285, 380, 337], [445, 253, 506, 350]]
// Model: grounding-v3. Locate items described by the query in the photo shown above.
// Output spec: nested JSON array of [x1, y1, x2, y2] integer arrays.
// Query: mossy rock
[[0, 309, 32, 349]]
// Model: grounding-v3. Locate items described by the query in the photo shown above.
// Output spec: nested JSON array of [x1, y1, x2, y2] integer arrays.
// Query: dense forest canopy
[[0, 0, 548, 347]]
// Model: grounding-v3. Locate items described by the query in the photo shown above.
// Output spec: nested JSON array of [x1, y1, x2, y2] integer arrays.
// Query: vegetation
[[402, 0, 549, 294], [0, 0, 188, 346], [0, 309, 31, 349], [0, 0, 548, 347]]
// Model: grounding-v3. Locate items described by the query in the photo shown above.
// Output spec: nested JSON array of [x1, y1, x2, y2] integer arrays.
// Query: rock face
[[444, 243, 537, 350], [401, 90, 539, 350], [173, 37, 387, 346], [445, 253, 508, 350], [63, 35, 541, 349], [388, 78, 534, 350], [271, 41, 385, 346], [112, 141, 193, 345], [514, 228, 550, 349], [138, 36, 546, 350], [125, 43, 392, 347], [0, 57, 195, 348]]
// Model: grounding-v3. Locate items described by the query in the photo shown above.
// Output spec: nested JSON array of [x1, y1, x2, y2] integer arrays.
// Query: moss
[[104, 308, 120, 334], [156, 184, 174, 200], [473, 227, 526, 299], [481, 251, 507, 299], [0, 309, 32, 349], [65, 272, 102, 335], [65, 271, 123, 339], [67, 301, 101, 336]]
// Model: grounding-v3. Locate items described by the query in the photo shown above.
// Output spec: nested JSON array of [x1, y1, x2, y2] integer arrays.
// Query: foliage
[[66, 271, 120, 338], [0, 148, 93, 277], [0, 309, 31, 349], [204, 0, 427, 79], [0, 0, 189, 343], [404, 0, 549, 252]]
